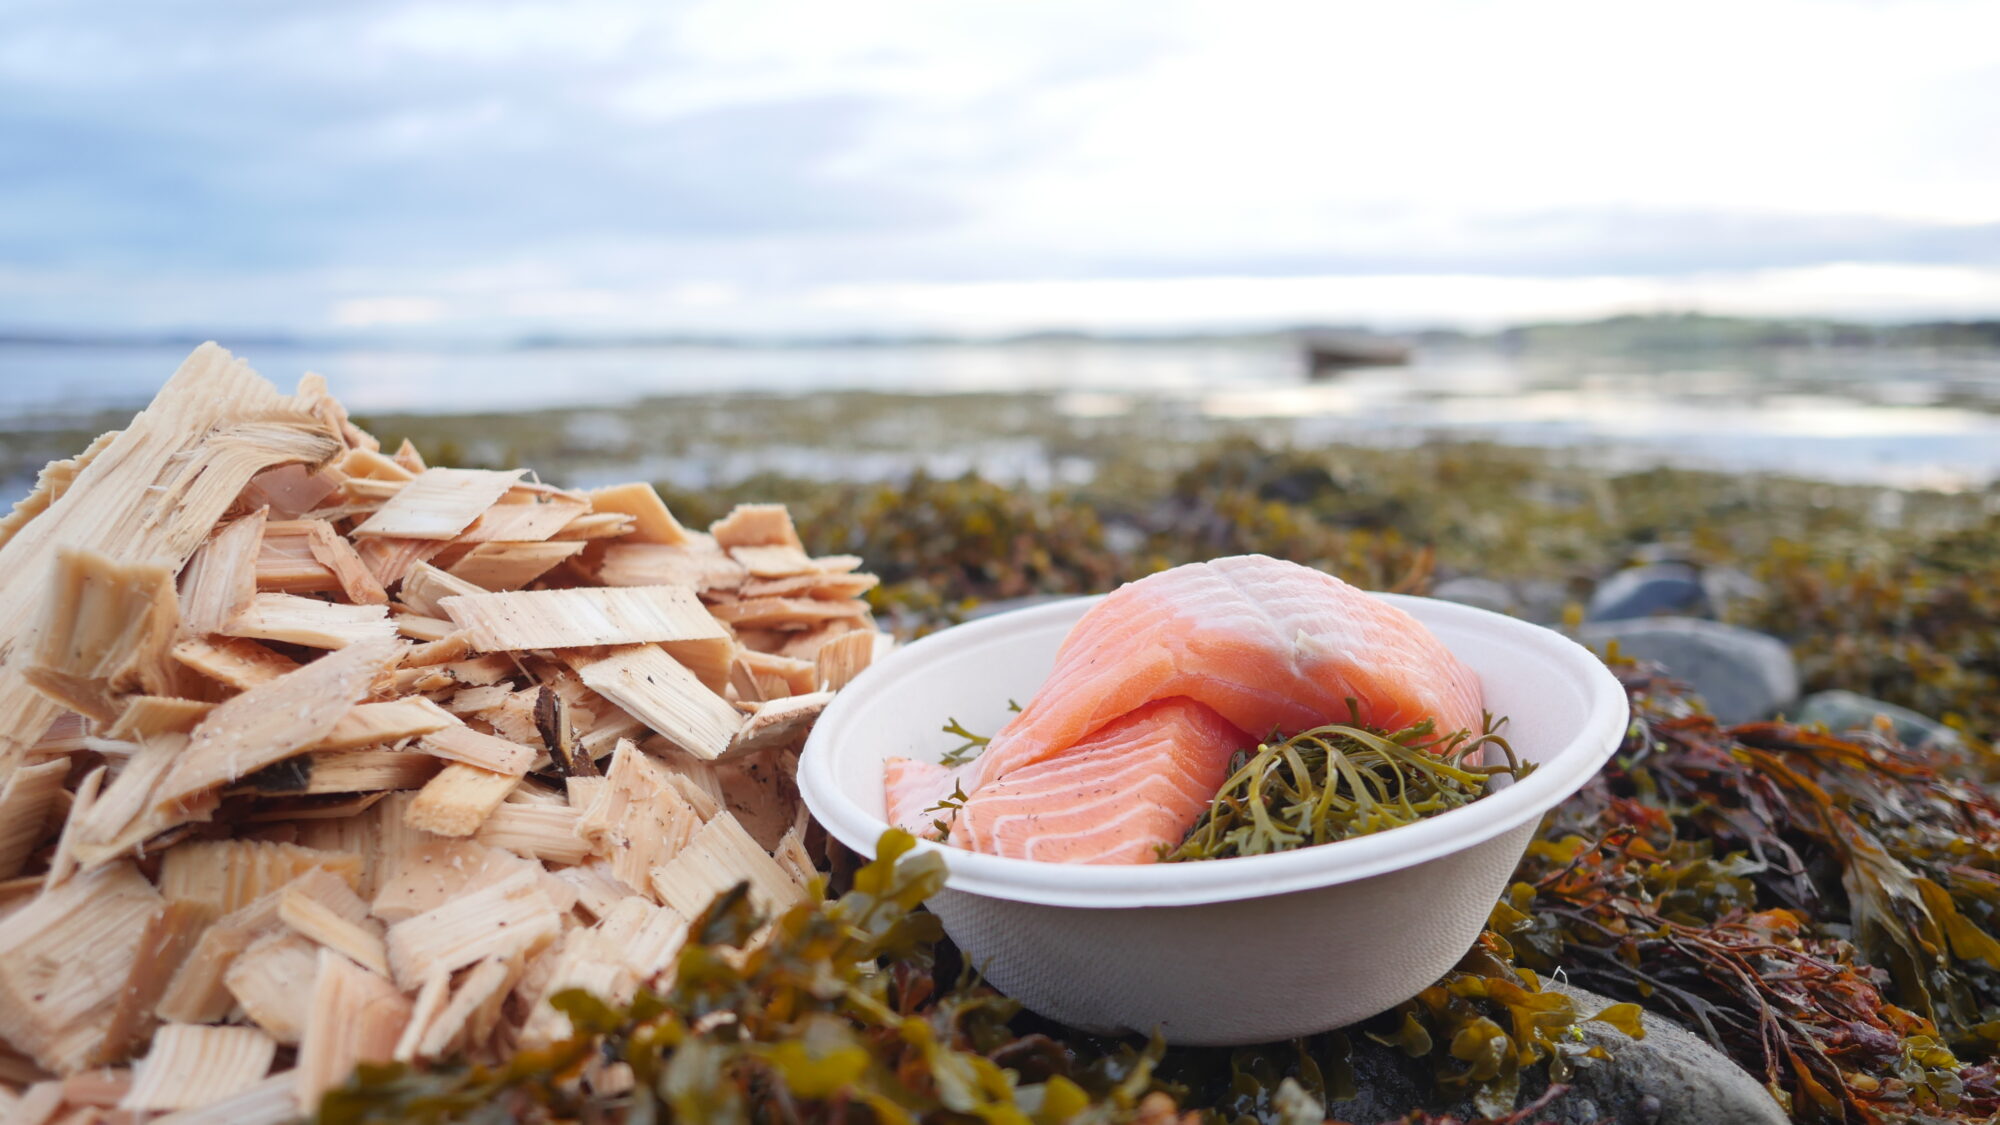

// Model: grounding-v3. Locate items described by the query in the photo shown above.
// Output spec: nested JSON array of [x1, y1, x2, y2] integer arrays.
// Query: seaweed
[[1163, 713, 1526, 862], [1507, 662, 2000, 1122], [316, 830, 1168, 1125]]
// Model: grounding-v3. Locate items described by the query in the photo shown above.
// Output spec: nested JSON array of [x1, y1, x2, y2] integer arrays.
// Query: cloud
[[2, 0, 1999, 332]]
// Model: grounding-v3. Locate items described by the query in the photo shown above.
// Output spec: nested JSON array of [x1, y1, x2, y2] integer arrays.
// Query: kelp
[[1504, 662, 2000, 1122], [317, 830, 1170, 1125], [1164, 714, 1526, 861]]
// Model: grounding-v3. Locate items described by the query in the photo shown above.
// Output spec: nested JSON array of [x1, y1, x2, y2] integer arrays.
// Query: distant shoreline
[[5, 311, 2000, 355]]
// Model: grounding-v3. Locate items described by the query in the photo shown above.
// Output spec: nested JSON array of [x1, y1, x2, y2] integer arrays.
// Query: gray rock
[[1431, 577, 1519, 616], [1515, 579, 1575, 626], [1795, 689, 1961, 750], [1700, 565, 1767, 618], [1543, 981, 1788, 1125], [1576, 617, 1799, 723], [1586, 563, 1710, 622], [1318, 983, 1785, 1125]]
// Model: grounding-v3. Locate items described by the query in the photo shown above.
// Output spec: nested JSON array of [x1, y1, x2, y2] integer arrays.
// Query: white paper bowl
[[798, 593, 1628, 1046]]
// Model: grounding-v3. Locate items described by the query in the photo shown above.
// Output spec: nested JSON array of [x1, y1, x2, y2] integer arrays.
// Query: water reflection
[[8, 340, 2000, 489]]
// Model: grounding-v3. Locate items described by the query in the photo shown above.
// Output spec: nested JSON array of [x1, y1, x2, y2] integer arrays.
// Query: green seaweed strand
[[1163, 711, 1526, 862]]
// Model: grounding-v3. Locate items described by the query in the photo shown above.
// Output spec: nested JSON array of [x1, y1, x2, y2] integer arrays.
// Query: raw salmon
[[883, 554, 1484, 862], [951, 698, 1244, 863]]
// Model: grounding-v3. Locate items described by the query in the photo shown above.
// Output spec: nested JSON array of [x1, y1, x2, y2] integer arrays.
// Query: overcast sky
[[4, 0, 2000, 337]]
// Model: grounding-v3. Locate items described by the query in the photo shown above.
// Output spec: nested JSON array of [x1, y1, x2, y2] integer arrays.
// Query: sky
[[3, 0, 2000, 338]]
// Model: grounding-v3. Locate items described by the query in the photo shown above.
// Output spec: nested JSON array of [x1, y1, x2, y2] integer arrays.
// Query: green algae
[[1162, 713, 1526, 862]]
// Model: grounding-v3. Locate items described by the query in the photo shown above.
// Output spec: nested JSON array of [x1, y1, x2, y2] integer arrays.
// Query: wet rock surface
[[1430, 576, 1520, 617], [1575, 617, 1799, 723], [1323, 983, 1786, 1125], [1585, 562, 1710, 622], [1796, 688, 1961, 749]]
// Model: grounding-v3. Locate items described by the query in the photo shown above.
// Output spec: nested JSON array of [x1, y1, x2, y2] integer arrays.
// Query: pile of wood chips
[[0, 345, 885, 1125]]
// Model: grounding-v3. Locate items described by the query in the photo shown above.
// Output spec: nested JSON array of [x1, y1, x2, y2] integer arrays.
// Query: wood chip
[[92, 899, 216, 1067], [649, 813, 805, 920], [296, 950, 409, 1112], [179, 512, 265, 637], [445, 540, 586, 591], [727, 693, 833, 758], [352, 537, 446, 588], [253, 521, 336, 595], [151, 1071, 298, 1125], [473, 803, 590, 865], [549, 511, 636, 540], [397, 563, 485, 617], [120, 1024, 274, 1112], [25, 552, 182, 725], [454, 495, 591, 544], [404, 765, 518, 837], [221, 593, 395, 650], [595, 543, 745, 592], [728, 544, 815, 578], [415, 723, 533, 776], [406, 957, 508, 1063], [221, 932, 317, 1044], [239, 462, 339, 519], [0, 758, 70, 880], [737, 649, 817, 697], [393, 612, 457, 642], [156, 640, 398, 807], [0, 862, 163, 1074], [169, 637, 298, 691], [350, 468, 525, 541], [314, 697, 455, 751], [0, 344, 342, 785], [383, 868, 562, 990], [576, 646, 743, 761], [581, 483, 688, 546], [103, 696, 213, 741], [708, 596, 870, 631], [156, 890, 289, 1025], [440, 586, 726, 652], [302, 520, 388, 605], [60, 1066, 132, 1107], [0, 346, 889, 1108], [233, 750, 441, 797], [708, 504, 803, 552], [814, 628, 875, 690], [575, 743, 702, 895], [157, 841, 361, 916], [279, 871, 388, 977]]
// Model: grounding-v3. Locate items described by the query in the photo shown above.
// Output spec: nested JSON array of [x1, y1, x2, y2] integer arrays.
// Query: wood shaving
[[0, 345, 886, 1119]]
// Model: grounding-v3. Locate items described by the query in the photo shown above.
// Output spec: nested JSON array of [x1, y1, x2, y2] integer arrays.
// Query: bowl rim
[[799, 591, 1629, 908]]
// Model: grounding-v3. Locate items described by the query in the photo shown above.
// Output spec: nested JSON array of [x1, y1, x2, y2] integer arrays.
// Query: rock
[[1103, 522, 1146, 556], [1700, 565, 1766, 618], [1542, 982, 1789, 1125], [1515, 579, 1575, 626], [1430, 577, 1518, 616], [1586, 563, 1710, 622], [1795, 689, 1961, 750], [1319, 983, 1785, 1125], [1576, 617, 1799, 724]]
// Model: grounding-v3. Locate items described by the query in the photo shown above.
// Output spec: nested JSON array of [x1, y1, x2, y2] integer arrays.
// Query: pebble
[[1585, 563, 1710, 622], [1795, 689, 1961, 750], [1320, 982, 1786, 1125], [1430, 577, 1519, 616], [1576, 616, 1800, 723]]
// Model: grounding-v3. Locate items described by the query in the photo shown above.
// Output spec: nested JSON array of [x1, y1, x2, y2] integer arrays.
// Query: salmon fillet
[[951, 698, 1243, 863], [883, 554, 1484, 863]]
